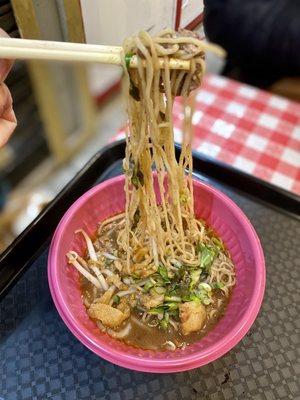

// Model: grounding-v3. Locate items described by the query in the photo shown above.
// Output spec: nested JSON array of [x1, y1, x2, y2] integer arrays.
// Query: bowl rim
[[48, 174, 265, 373]]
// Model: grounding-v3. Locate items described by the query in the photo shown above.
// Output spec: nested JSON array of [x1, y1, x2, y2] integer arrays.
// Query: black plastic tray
[[1, 140, 299, 399]]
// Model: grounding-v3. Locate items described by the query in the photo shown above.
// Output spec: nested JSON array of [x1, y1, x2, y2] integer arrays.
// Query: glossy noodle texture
[[67, 29, 236, 350]]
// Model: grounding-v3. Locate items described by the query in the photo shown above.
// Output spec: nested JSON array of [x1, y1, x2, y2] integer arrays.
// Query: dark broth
[[80, 218, 233, 351]]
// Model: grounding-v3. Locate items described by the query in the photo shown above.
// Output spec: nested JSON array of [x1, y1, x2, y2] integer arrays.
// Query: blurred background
[[0, 0, 299, 253]]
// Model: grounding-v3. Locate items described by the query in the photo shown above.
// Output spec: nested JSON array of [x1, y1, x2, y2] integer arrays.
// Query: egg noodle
[[67, 30, 236, 346], [112, 29, 234, 292]]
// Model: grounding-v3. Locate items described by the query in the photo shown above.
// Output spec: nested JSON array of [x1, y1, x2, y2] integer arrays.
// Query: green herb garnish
[[148, 306, 165, 315], [125, 52, 134, 69], [189, 269, 201, 290], [157, 265, 170, 283], [151, 286, 166, 295], [211, 237, 225, 251], [112, 295, 120, 305], [199, 245, 216, 270], [131, 164, 144, 188], [159, 312, 169, 330], [124, 53, 141, 101], [193, 288, 212, 305], [164, 295, 181, 302], [212, 282, 224, 290], [104, 258, 114, 267], [143, 280, 154, 292], [164, 302, 179, 311]]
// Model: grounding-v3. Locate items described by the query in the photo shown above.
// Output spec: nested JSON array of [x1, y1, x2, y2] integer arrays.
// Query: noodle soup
[[71, 213, 235, 351], [66, 29, 236, 350]]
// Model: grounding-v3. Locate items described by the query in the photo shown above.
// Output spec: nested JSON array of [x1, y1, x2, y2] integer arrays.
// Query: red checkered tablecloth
[[113, 73, 300, 195]]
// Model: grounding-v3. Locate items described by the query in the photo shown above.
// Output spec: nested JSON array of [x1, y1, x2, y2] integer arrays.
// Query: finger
[[2, 102, 16, 122], [0, 83, 17, 145], [0, 29, 14, 81], [0, 117, 17, 147], [0, 59, 13, 82], [0, 82, 13, 111]]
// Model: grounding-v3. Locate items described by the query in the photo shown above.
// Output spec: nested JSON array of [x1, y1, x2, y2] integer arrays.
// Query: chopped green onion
[[131, 273, 141, 280], [200, 246, 216, 270], [112, 295, 120, 305], [159, 312, 169, 330], [104, 258, 114, 267], [202, 296, 212, 305], [164, 295, 181, 302], [164, 302, 179, 311], [131, 176, 139, 189], [151, 286, 166, 295], [143, 280, 154, 292], [148, 306, 165, 315], [199, 282, 212, 292], [193, 288, 212, 305], [200, 271, 209, 280], [168, 309, 179, 317], [150, 274, 165, 286], [212, 282, 224, 290], [125, 52, 134, 69], [167, 281, 180, 295], [190, 269, 201, 289], [211, 237, 225, 251], [170, 259, 182, 268], [174, 265, 185, 281], [188, 293, 201, 303], [157, 265, 170, 282], [181, 295, 191, 302]]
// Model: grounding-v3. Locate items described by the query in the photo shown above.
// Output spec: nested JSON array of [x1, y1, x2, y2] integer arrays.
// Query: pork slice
[[88, 303, 128, 329], [179, 301, 206, 335]]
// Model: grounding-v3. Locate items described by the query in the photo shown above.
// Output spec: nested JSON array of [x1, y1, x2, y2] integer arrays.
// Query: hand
[[0, 29, 16, 147]]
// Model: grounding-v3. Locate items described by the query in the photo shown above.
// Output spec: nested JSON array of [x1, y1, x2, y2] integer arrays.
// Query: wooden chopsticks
[[0, 38, 189, 70], [0, 38, 226, 70]]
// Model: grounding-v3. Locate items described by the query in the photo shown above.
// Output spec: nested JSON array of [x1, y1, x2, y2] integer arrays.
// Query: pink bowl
[[48, 175, 265, 373]]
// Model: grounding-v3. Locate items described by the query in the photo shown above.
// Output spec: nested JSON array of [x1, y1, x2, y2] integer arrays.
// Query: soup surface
[[76, 214, 235, 351]]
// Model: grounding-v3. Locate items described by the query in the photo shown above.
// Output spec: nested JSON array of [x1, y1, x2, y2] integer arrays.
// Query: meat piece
[[140, 294, 164, 309], [131, 263, 157, 278], [96, 286, 115, 305], [114, 259, 123, 272], [107, 274, 124, 289], [117, 297, 131, 319], [127, 294, 137, 308], [133, 247, 148, 263], [88, 303, 129, 329], [179, 301, 206, 335]]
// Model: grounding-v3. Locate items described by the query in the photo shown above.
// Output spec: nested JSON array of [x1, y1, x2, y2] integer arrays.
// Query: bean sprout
[[66, 252, 101, 289], [76, 229, 97, 261], [107, 323, 132, 338], [116, 288, 136, 297], [103, 252, 118, 261]]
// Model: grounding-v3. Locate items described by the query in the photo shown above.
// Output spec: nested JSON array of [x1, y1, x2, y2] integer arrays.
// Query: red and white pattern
[[113, 73, 300, 195]]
